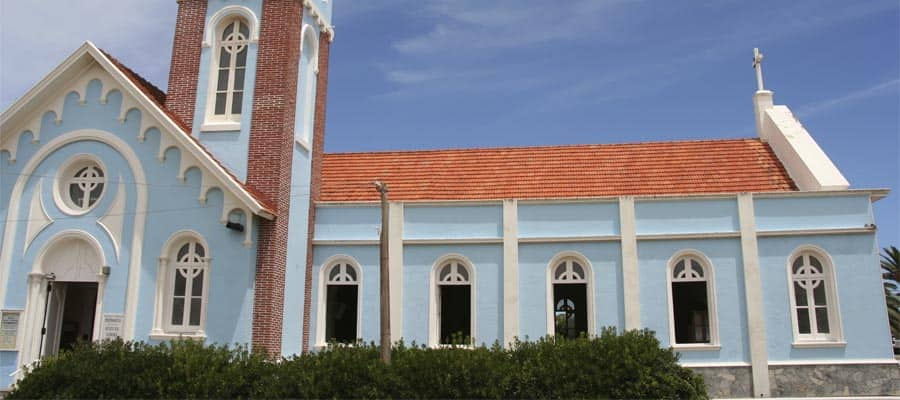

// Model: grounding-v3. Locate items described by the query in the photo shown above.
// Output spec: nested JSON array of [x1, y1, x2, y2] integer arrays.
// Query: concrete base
[[768, 363, 899, 397], [689, 366, 753, 398]]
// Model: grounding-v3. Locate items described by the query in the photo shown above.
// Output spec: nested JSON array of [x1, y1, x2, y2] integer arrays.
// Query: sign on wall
[[101, 314, 124, 341], [0, 310, 22, 350]]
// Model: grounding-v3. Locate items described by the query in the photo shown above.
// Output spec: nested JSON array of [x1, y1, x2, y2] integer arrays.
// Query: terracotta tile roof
[[320, 138, 797, 202], [98, 50, 275, 213]]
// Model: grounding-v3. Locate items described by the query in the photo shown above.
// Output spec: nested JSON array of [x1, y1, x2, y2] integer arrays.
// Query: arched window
[[54, 155, 107, 215], [294, 25, 318, 145], [323, 261, 359, 344], [209, 18, 249, 123], [788, 248, 842, 342], [549, 254, 593, 339], [667, 251, 718, 347], [431, 256, 475, 346], [169, 240, 209, 332], [152, 232, 210, 338]]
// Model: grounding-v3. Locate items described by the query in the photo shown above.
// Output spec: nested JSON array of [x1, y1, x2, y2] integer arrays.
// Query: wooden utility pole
[[374, 181, 391, 364]]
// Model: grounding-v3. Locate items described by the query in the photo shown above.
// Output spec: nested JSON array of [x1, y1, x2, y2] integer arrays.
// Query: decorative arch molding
[[33, 229, 108, 276], [545, 251, 596, 337], [300, 24, 320, 73], [665, 249, 720, 349], [314, 254, 363, 347], [151, 230, 212, 339], [301, 0, 335, 41], [785, 244, 844, 345], [203, 5, 260, 47], [429, 253, 477, 347], [0, 129, 147, 342]]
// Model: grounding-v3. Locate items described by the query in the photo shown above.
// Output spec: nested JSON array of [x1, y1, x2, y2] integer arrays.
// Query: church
[[0, 1, 896, 397]]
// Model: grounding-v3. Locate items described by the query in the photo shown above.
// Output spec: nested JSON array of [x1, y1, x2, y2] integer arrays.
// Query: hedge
[[9, 328, 707, 399]]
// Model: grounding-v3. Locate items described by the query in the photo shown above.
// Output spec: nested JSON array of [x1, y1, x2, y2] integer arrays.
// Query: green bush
[[9, 328, 707, 399]]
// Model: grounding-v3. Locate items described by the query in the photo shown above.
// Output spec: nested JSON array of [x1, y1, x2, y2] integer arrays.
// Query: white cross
[[752, 48, 765, 91]]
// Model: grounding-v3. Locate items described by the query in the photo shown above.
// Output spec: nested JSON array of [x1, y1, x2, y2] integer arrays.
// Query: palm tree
[[881, 246, 900, 339]]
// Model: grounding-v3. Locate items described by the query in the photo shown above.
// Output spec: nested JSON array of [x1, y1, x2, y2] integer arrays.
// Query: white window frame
[[202, 16, 251, 132], [786, 245, 844, 347], [315, 255, 362, 348], [150, 231, 210, 340], [545, 251, 596, 337], [665, 249, 720, 350], [429, 254, 476, 347], [53, 154, 107, 216], [295, 24, 319, 148]]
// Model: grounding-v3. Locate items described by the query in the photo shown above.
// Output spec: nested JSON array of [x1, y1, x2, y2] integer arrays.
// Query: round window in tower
[[55, 155, 107, 215]]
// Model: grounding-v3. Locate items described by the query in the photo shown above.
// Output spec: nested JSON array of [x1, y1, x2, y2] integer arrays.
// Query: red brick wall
[[246, 0, 304, 357], [301, 34, 331, 353], [165, 0, 207, 127]]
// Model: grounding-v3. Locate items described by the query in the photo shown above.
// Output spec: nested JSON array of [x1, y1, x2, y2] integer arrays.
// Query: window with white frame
[[55, 156, 106, 214], [323, 261, 359, 344], [434, 258, 473, 345], [788, 249, 841, 341], [551, 258, 589, 339], [668, 253, 718, 346], [208, 17, 249, 125], [168, 239, 209, 332]]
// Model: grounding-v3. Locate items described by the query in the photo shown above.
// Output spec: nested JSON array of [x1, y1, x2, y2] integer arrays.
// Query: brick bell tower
[[166, 0, 334, 356]]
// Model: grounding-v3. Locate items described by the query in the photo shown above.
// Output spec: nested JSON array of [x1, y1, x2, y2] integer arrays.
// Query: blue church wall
[[637, 238, 750, 364], [635, 198, 740, 235], [518, 242, 624, 340], [309, 245, 380, 349], [314, 206, 380, 241], [192, 0, 263, 180], [754, 195, 872, 231], [758, 234, 893, 362], [402, 244, 504, 346], [404, 205, 503, 240], [517, 202, 619, 238]]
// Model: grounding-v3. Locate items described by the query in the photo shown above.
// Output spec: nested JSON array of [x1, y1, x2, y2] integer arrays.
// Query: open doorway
[[44, 282, 98, 356]]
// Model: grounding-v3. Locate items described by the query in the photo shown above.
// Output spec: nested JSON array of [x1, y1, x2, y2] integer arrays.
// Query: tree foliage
[[882, 245, 900, 338]]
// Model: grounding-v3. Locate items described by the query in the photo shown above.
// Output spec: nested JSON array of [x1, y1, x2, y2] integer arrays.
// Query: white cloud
[[797, 79, 900, 117]]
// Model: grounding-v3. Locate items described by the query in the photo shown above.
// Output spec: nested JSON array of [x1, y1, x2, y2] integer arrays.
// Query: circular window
[[55, 155, 107, 214]]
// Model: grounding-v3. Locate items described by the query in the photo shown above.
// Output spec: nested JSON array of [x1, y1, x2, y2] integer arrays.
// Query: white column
[[619, 196, 641, 330], [502, 199, 519, 346], [18, 272, 48, 374], [738, 193, 770, 397], [151, 257, 169, 336], [92, 273, 109, 341], [388, 202, 404, 342]]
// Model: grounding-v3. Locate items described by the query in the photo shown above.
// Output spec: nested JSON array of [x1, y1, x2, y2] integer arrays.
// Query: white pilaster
[[502, 199, 519, 346], [738, 193, 770, 397], [388, 202, 404, 342], [619, 196, 641, 330]]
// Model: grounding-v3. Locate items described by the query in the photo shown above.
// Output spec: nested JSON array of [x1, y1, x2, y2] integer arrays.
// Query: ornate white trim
[[151, 230, 211, 337], [665, 249, 720, 348], [203, 5, 260, 47], [52, 153, 108, 216], [301, 0, 335, 41], [785, 245, 844, 344], [429, 254, 476, 347], [545, 251, 596, 337], [23, 179, 53, 253], [314, 254, 363, 347], [97, 179, 126, 261]]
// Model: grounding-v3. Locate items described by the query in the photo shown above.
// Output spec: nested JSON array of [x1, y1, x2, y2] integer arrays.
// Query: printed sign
[[0, 310, 22, 350], [101, 314, 124, 341]]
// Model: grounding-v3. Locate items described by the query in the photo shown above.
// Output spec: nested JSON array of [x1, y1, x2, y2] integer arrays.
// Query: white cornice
[[302, 0, 335, 42]]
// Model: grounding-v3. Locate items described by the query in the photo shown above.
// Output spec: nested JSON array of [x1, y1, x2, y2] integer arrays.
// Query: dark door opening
[[439, 285, 471, 344], [554, 283, 588, 339], [325, 285, 358, 343], [672, 281, 709, 344], [53, 282, 98, 353]]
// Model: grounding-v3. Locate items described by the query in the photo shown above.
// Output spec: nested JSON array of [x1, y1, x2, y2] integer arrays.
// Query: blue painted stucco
[[314, 206, 380, 241], [404, 205, 502, 240], [0, 79, 258, 387], [192, 0, 263, 180], [518, 242, 624, 340], [402, 244, 504, 346], [754, 195, 873, 232], [637, 238, 750, 363], [758, 234, 893, 361], [518, 202, 620, 238], [635, 199, 740, 235]]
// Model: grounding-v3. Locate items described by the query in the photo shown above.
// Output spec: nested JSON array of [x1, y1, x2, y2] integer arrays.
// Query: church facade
[[0, 1, 896, 397]]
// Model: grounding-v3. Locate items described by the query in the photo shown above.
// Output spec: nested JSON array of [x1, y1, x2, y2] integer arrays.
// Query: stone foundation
[[769, 363, 900, 397], [687, 366, 753, 399]]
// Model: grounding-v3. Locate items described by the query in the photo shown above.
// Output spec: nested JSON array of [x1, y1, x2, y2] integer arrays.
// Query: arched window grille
[[170, 240, 208, 331], [551, 257, 589, 339], [788, 250, 841, 341], [212, 18, 249, 120], [435, 259, 473, 345], [668, 254, 717, 345], [324, 261, 359, 343]]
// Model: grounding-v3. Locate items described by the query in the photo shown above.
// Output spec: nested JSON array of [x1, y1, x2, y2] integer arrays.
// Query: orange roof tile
[[320, 138, 797, 202]]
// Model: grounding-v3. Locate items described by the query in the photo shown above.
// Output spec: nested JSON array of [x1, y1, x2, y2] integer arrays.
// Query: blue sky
[[1, 0, 898, 248]]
